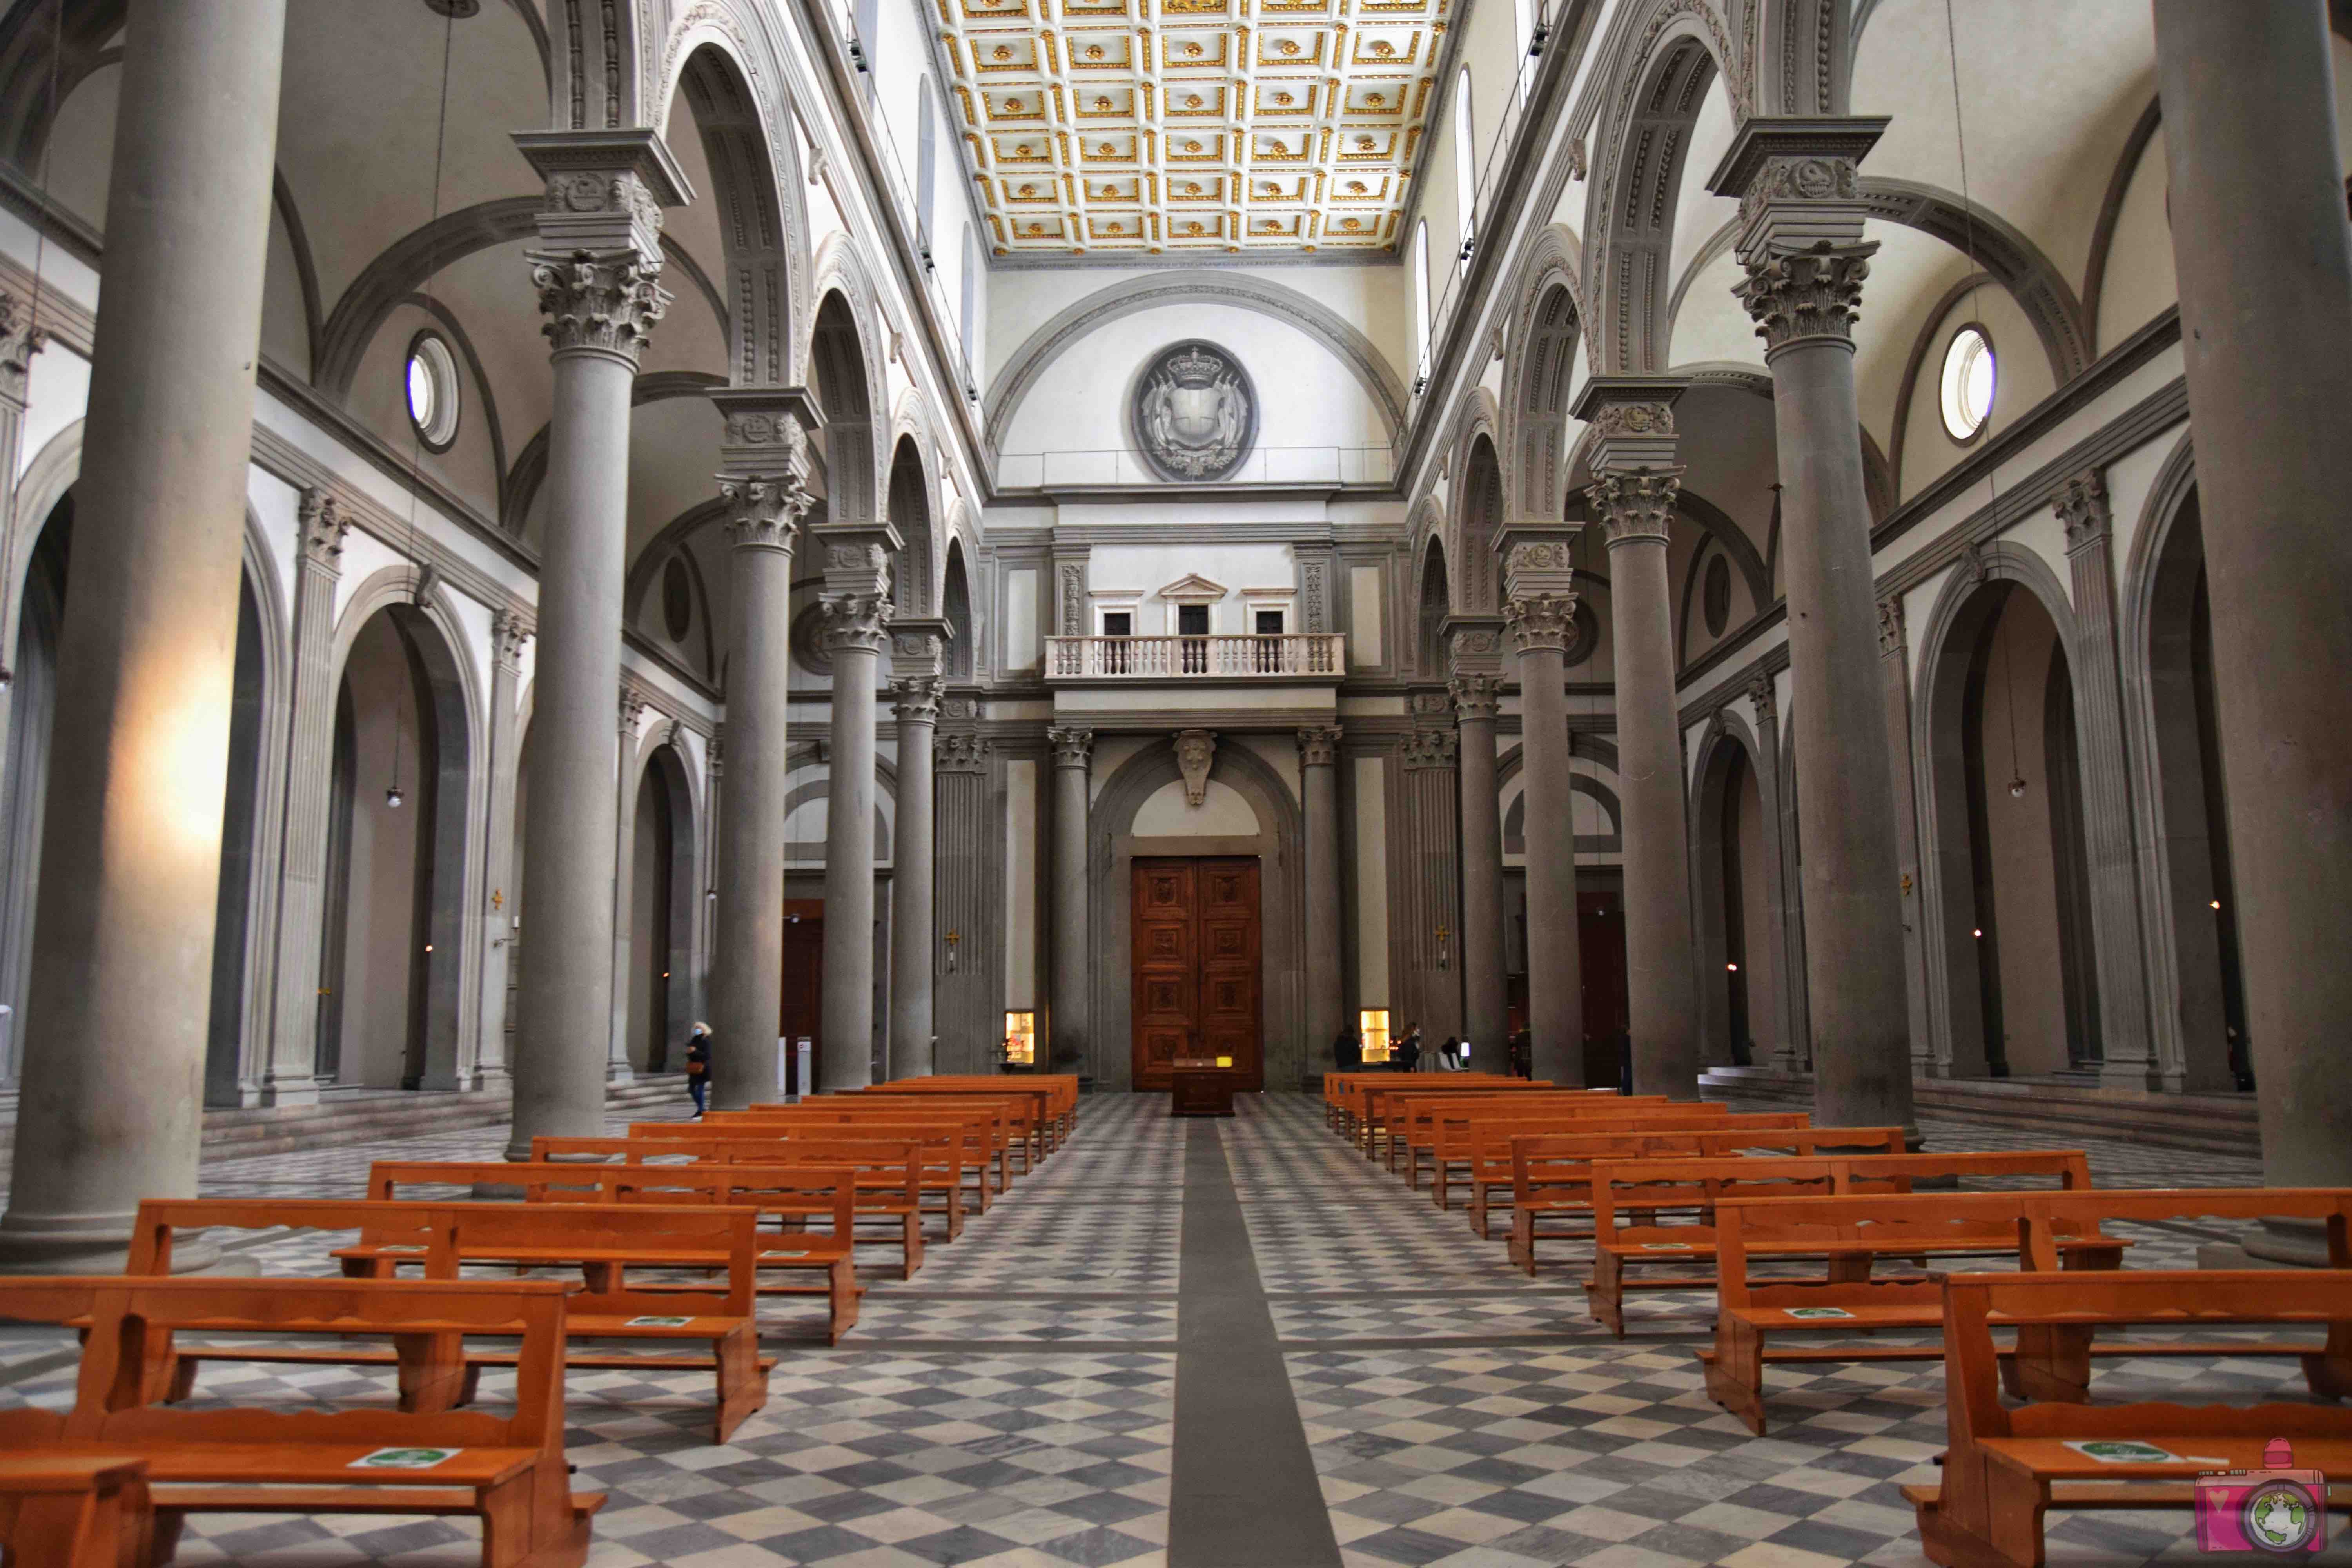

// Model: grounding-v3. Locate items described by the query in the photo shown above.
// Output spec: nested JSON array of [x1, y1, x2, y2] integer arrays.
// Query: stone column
[[1499, 534, 1585, 1085], [1710, 118, 1915, 1138], [1047, 726, 1094, 1074], [2154, 0, 2352, 1223], [1299, 724, 1346, 1056], [814, 528, 896, 1092], [606, 684, 649, 1083], [706, 392, 816, 1110], [1575, 380, 1702, 1098], [254, 491, 350, 1106], [1449, 654, 1507, 1054], [2050, 471, 2160, 1089], [888, 623, 949, 1078], [0, 0, 287, 1270], [506, 131, 688, 1156], [474, 608, 529, 1086], [933, 726, 995, 1073]]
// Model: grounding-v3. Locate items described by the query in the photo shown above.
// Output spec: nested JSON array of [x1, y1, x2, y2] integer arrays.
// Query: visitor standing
[[685, 1023, 712, 1118]]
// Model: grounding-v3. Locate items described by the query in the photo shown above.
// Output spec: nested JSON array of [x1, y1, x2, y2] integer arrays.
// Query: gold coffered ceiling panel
[[939, 0, 1450, 258]]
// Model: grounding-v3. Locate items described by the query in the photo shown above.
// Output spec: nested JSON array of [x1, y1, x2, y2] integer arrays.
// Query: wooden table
[[1169, 1060, 1237, 1117]]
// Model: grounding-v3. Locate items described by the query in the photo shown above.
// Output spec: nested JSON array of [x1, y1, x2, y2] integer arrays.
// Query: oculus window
[[405, 331, 461, 453], [1938, 325, 1996, 443]]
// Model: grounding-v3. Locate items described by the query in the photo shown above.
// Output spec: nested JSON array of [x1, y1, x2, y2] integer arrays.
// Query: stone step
[[0, 1074, 693, 1167], [1698, 1065, 2262, 1158]]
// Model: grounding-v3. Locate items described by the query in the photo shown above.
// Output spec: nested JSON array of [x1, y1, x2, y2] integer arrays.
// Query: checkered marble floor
[[2, 1088, 2342, 1566]]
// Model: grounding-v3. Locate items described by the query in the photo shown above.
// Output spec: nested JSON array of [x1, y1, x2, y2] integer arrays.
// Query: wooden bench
[[1333, 1072, 1538, 1142], [748, 1101, 1013, 1205], [0, 1455, 148, 1568], [1395, 1093, 1675, 1184], [128, 1198, 775, 1443], [700, 1112, 984, 1230], [1356, 1079, 1566, 1161], [1486, 1114, 1819, 1251], [1585, 1148, 2090, 1336], [367, 1161, 862, 1344], [1420, 1097, 1710, 1205], [850, 1085, 1056, 1167], [621, 1129, 930, 1277], [1909, 1270, 2352, 1568], [0, 1275, 604, 1568], [1696, 1191, 2127, 1435]]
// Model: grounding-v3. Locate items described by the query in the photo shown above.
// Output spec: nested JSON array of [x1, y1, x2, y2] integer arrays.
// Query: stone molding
[[1047, 725, 1095, 769], [818, 592, 892, 653], [528, 250, 671, 363], [1734, 241, 1877, 352], [1748, 671, 1778, 724], [891, 675, 944, 726], [1295, 724, 1343, 768], [1175, 728, 1218, 804], [2054, 467, 2111, 551], [1505, 592, 1581, 655], [1448, 673, 1503, 721], [1588, 468, 1683, 546]]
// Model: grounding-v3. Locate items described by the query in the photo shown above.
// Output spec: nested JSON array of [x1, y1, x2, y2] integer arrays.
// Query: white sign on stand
[[795, 1038, 813, 1101]]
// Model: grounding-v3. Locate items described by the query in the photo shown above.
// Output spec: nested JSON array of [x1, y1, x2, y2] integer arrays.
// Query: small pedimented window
[[405, 331, 461, 453], [1939, 325, 1996, 443]]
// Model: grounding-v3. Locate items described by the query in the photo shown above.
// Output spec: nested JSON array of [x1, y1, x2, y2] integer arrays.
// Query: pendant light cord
[[401, 5, 459, 603]]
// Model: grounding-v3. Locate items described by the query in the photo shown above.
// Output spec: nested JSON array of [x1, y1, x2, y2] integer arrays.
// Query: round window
[[405, 332, 461, 452], [1938, 325, 1996, 443]]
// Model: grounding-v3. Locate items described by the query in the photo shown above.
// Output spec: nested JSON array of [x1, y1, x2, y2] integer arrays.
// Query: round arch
[[1447, 407, 1507, 614], [1688, 710, 1775, 1069], [1499, 227, 1587, 521], [618, 724, 702, 1073], [666, 36, 805, 389], [886, 430, 936, 617], [807, 240, 891, 524]]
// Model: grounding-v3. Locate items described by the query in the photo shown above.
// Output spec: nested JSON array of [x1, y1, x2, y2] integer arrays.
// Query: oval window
[[1939, 325, 1996, 443], [1702, 554, 1731, 637], [662, 557, 693, 642], [405, 331, 461, 452]]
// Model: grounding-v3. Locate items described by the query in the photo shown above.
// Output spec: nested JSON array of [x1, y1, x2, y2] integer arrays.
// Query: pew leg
[[515, 1465, 594, 1568], [710, 1324, 771, 1444], [1979, 1462, 2049, 1568], [1591, 1251, 1625, 1338], [1472, 1187, 1492, 1241], [165, 1357, 197, 1404], [903, 1216, 923, 1281], [2302, 1322, 2352, 1401], [394, 1330, 469, 1414], [2004, 1325, 2091, 1403], [1703, 1319, 1769, 1436], [146, 1505, 187, 1568], [830, 1258, 860, 1345], [1826, 1254, 1873, 1285], [1510, 1210, 1537, 1276]]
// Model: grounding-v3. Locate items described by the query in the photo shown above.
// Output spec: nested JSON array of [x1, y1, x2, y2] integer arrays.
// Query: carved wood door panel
[[1131, 857, 1263, 1091]]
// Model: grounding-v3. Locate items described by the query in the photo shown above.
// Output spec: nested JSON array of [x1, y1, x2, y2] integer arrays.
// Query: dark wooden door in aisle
[[1131, 856, 1263, 1092], [779, 900, 825, 1094]]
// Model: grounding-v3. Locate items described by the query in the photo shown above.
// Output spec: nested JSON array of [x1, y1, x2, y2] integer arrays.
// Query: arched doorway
[[626, 742, 697, 1073], [319, 604, 470, 1090], [1692, 728, 1777, 1068], [1921, 573, 2101, 1079], [2136, 490, 2249, 1091]]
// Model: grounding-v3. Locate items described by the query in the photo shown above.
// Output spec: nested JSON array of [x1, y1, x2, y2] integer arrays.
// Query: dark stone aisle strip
[[1168, 1118, 1344, 1568]]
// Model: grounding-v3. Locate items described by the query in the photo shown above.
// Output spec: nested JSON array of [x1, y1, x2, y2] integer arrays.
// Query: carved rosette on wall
[[529, 250, 671, 362], [936, 733, 994, 774], [1504, 592, 1581, 655], [1448, 673, 1504, 722], [1587, 469, 1684, 546], [2053, 468, 2111, 550], [818, 592, 893, 655], [1295, 724, 1342, 769], [1734, 240, 1877, 352], [1130, 341, 1257, 483], [1047, 725, 1095, 770], [890, 675, 944, 725], [1174, 728, 1218, 804]]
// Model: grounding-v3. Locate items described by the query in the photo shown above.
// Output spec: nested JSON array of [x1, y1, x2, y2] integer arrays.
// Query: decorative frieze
[[1444, 615, 1506, 679], [1295, 724, 1343, 769], [1587, 469, 1684, 546], [1448, 673, 1503, 721], [1175, 728, 1218, 803], [889, 618, 952, 682]]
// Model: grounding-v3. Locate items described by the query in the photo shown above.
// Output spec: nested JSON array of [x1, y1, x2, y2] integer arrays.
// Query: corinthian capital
[[2054, 469, 2111, 551], [1047, 725, 1095, 769], [1505, 592, 1581, 655], [492, 607, 533, 668], [891, 675, 944, 726], [1877, 595, 1906, 657], [0, 291, 46, 401], [722, 476, 814, 552], [1587, 468, 1683, 546], [1448, 673, 1503, 721], [1296, 724, 1343, 768], [297, 488, 351, 570], [529, 250, 671, 363], [818, 592, 892, 654], [1734, 241, 1877, 352]]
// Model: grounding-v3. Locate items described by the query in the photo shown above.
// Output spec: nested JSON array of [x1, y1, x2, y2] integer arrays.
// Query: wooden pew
[[1337, 1072, 1534, 1143], [1479, 1113, 1816, 1246], [128, 1198, 775, 1443], [1356, 1078, 1563, 1162], [367, 1161, 862, 1344], [1584, 1148, 2089, 1336], [1696, 1191, 2126, 1435], [849, 1084, 1056, 1166], [1395, 1093, 1674, 1185], [1419, 1096, 1692, 1203], [0, 1275, 604, 1568], [622, 1127, 930, 1276], [700, 1111, 985, 1229], [746, 1100, 1013, 1205], [1909, 1270, 2352, 1568], [0, 1455, 149, 1568]]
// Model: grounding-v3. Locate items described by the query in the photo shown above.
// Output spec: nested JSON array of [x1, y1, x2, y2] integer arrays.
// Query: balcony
[[1045, 633, 1346, 681]]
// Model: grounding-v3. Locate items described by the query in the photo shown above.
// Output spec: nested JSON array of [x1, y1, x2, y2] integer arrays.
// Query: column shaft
[[1299, 727, 1345, 1057], [473, 610, 527, 1086], [888, 680, 941, 1077], [710, 531, 796, 1106], [1454, 696, 1507, 1051], [1513, 630, 1584, 1084], [2154, 0, 2352, 1200], [1048, 728, 1093, 1076], [606, 689, 646, 1083], [818, 612, 885, 1090], [0, 0, 288, 1268]]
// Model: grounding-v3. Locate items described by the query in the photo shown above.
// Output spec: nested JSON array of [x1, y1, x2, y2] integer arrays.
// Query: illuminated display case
[[1002, 1011, 1036, 1069], [1358, 1008, 1392, 1065]]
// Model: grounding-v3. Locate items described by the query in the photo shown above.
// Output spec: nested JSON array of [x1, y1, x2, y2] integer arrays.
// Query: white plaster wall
[[1348, 565, 1385, 667], [985, 263, 1407, 377], [1087, 544, 1295, 635], [1132, 778, 1259, 837], [2096, 128, 2173, 353], [1353, 753, 1389, 1007]]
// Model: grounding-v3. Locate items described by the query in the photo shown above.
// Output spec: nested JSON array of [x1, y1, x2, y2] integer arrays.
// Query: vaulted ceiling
[[933, 0, 1453, 260]]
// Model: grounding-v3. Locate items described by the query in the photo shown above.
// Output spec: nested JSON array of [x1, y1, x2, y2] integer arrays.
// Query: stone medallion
[[1130, 341, 1257, 482]]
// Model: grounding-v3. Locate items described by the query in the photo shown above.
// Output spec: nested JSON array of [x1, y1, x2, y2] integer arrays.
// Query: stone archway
[[1689, 716, 1778, 1069]]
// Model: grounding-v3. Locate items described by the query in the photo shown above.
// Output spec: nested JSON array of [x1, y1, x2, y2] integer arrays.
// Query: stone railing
[[1045, 633, 1346, 679]]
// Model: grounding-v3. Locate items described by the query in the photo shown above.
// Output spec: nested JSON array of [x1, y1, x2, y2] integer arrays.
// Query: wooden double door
[[1131, 857, 1263, 1091]]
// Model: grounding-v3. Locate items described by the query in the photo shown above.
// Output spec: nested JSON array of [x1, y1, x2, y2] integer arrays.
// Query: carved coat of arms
[[1132, 341, 1256, 482]]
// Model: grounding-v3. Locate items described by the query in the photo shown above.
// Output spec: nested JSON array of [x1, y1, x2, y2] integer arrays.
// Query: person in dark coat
[[1395, 1025, 1423, 1073], [1334, 1029, 1362, 1071], [684, 1023, 712, 1118], [1439, 1034, 1463, 1070]]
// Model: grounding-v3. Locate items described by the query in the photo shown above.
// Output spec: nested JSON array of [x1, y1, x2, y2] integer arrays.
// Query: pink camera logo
[[2194, 1439, 2327, 1555]]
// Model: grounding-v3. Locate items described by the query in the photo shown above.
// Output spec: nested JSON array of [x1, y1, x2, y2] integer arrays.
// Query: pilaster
[[606, 683, 650, 1083], [1047, 726, 1094, 1077], [474, 606, 530, 1088]]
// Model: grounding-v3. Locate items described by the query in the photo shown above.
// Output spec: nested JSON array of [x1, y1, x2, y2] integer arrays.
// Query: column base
[[2200, 1217, 2336, 1269], [2097, 1060, 2166, 1092], [606, 1063, 637, 1085], [0, 1212, 218, 1276]]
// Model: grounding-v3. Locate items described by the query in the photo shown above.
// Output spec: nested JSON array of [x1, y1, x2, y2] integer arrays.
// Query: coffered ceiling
[[932, 0, 1454, 260]]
